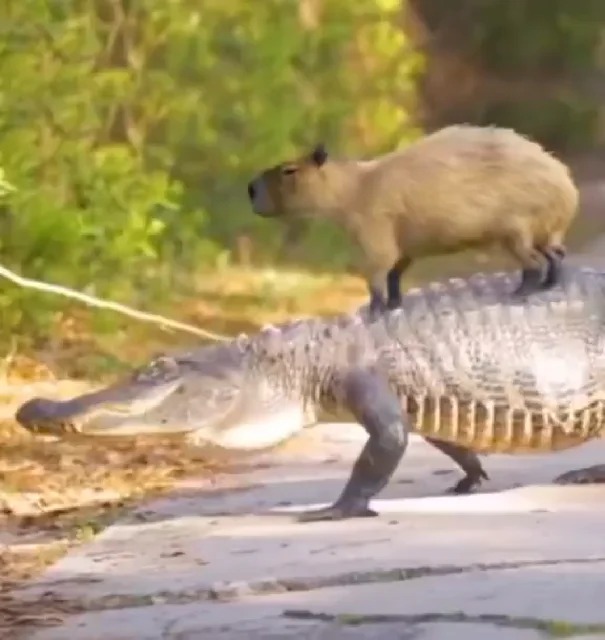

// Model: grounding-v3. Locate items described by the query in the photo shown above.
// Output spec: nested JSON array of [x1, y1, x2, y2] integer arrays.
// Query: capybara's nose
[[247, 182, 255, 200]]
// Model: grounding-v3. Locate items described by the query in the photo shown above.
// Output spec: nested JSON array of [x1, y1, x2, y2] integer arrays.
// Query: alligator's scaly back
[[378, 269, 605, 453], [220, 266, 605, 455]]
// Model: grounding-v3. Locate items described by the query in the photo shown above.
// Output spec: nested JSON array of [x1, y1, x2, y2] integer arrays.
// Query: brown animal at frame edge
[[247, 124, 579, 315]]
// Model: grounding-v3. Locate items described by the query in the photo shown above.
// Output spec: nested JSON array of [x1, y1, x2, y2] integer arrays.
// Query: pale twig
[[0, 264, 230, 342]]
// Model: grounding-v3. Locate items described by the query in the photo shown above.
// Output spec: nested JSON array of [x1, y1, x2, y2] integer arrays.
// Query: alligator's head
[[15, 336, 316, 451]]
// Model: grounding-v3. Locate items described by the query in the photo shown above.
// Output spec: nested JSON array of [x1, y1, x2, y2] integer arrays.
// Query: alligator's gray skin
[[15, 265, 605, 522]]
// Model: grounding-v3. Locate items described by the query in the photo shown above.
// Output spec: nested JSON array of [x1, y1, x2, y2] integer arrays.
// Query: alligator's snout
[[15, 397, 81, 435]]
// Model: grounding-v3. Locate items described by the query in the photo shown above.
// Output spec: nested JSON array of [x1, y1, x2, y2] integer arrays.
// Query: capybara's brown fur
[[247, 125, 579, 312]]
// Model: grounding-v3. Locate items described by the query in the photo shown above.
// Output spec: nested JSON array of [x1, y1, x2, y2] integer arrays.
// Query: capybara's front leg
[[368, 273, 389, 318], [386, 256, 413, 309]]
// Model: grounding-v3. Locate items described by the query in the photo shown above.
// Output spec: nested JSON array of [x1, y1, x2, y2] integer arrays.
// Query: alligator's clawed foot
[[554, 465, 605, 485], [445, 470, 489, 495], [297, 503, 379, 523]]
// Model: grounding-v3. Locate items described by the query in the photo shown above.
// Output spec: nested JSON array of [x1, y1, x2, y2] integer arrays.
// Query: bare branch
[[0, 263, 230, 342]]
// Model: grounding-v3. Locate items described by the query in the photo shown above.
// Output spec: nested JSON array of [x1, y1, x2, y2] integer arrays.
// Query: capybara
[[247, 125, 578, 314]]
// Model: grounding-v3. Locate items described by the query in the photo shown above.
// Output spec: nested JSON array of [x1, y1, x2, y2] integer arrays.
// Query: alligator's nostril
[[247, 182, 255, 200]]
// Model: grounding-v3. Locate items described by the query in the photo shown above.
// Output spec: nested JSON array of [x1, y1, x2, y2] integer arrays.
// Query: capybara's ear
[[310, 143, 328, 167]]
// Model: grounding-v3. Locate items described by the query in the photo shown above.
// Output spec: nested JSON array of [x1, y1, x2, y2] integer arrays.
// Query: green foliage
[[469, 0, 605, 76], [1, 0, 602, 353], [148, 0, 423, 258], [419, 0, 605, 152], [479, 97, 599, 153], [0, 1, 421, 345], [0, 2, 211, 341]]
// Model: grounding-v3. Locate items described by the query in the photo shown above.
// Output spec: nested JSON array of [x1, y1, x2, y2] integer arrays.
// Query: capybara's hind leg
[[504, 234, 547, 297], [538, 245, 566, 290], [386, 257, 413, 310], [514, 264, 546, 297]]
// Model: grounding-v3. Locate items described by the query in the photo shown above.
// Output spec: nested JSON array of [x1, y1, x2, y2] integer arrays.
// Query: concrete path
[[11, 423, 605, 639]]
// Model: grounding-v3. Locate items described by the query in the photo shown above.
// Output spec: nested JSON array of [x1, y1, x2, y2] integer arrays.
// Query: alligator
[[14, 264, 605, 522]]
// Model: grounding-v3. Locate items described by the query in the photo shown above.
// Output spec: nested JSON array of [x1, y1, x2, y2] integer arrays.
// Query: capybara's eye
[[281, 165, 298, 176]]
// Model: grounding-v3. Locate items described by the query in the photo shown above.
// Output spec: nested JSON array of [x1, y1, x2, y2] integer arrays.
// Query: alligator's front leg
[[298, 368, 408, 523]]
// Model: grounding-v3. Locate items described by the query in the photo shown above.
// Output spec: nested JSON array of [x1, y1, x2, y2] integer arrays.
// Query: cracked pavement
[[10, 423, 605, 639]]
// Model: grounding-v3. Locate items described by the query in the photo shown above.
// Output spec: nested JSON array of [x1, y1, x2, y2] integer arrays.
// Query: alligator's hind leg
[[554, 464, 605, 485], [298, 368, 409, 523], [424, 437, 489, 494]]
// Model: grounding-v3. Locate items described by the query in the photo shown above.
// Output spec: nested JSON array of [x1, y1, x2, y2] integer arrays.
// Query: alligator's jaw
[[15, 369, 316, 450], [16, 390, 313, 450], [185, 401, 314, 450], [15, 376, 185, 438]]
